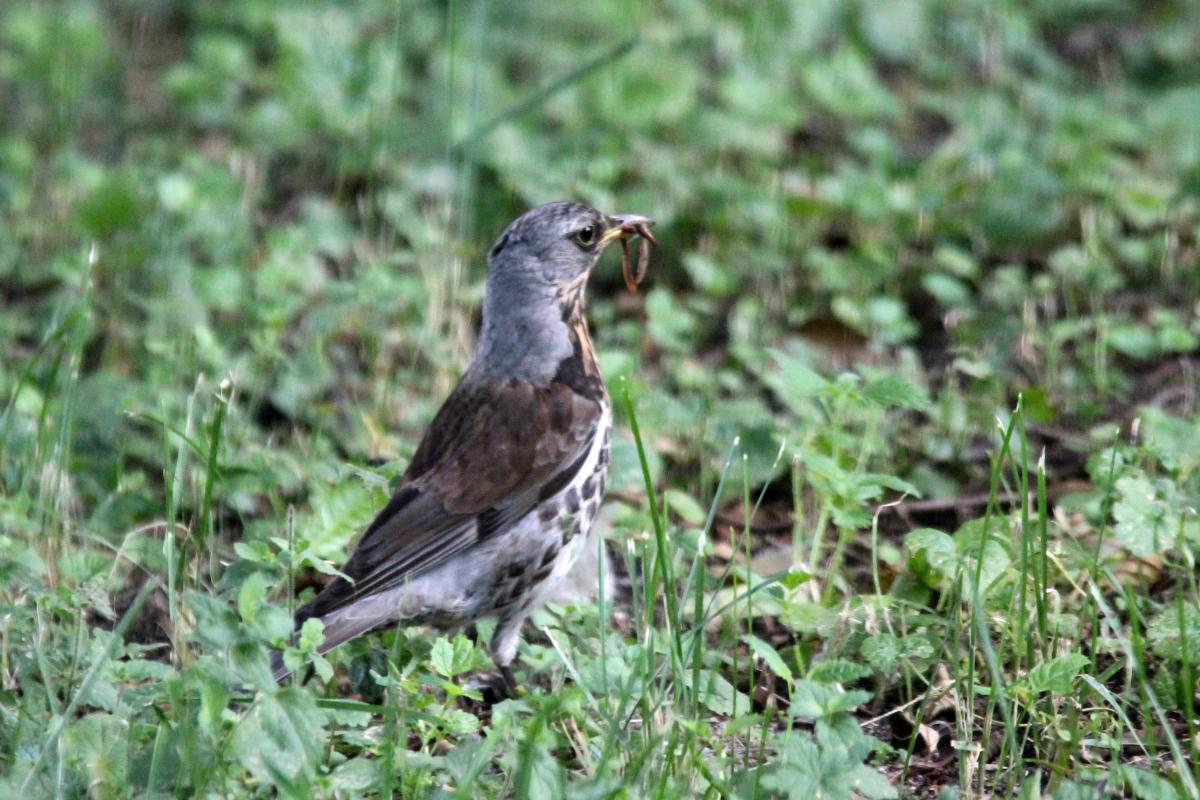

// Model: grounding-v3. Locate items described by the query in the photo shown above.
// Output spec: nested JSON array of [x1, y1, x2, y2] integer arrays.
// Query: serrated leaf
[[66, 713, 129, 798], [1113, 474, 1176, 557], [860, 633, 901, 673], [298, 617, 325, 651], [791, 680, 871, 720], [430, 637, 455, 677], [760, 729, 897, 800], [862, 375, 930, 411], [764, 348, 828, 415], [688, 669, 754, 716], [1021, 652, 1090, 696], [234, 689, 327, 795], [234, 540, 275, 564], [906, 528, 957, 589], [808, 658, 873, 684], [443, 708, 481, 736], [1145, 606, 1200, 662], [238, 571, 268, 624], [744, 634, 793, 681], [1120, 765, 1180, 800]]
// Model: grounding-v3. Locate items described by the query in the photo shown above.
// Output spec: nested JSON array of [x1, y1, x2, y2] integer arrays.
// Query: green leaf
[[234, 540, 275, 564], [76, 171, 141, 238], [1120, 765, 1180, 800], [791, 680, 871, 721], [1021, 652, 1091, 696], [688, 669, 754, 716], [664, 489, 706, 526], [906, 528, 957, 589], [66, 713, 129, 797], [1113, 474, 1176, 557], [237, 571, 268, 625], [760, 729, 896, 800], [807, 659, 873, 685], [764, 348, 828, 414], [862, 375, 931, 411], [430, 637, 455, 678], [1106, 324, 1159, 360], [442, 708, 481, 736], [744, 634, 793, 682], [860, 634, 901, 673], [429, 634, 485, 678], [234, 689, 327, 795], [298, 617, 325, 651], [1146, 606, 1200, 662]]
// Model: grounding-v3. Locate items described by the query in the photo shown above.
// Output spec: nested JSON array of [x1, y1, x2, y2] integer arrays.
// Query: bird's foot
[[463, 664, 521, 705]]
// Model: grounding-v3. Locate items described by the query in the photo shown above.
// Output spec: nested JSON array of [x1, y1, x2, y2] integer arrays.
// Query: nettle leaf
[[954, 518, 1014, 592], [860, 633, 901, 673], [964, 539, 1012, 594], [1119, 765, 1180, 800], [1106, 323, 1160, 360], [761, 729, 896, 800], [1020, 652, 1091, 696], [234, 539, 275, 564], [198, 678, 228, 737], [1113, 474, 1178, 557], [906, 528, 957, 589], [808, 659, 873, 685], [791, 680, 871, 721], [759, 734, 822, 799], [1139, 406, 1200, 477], [765, 348, 829, 415], [234, 688, 328, 795], [430, 634, 486, 678], [862, 375, 931, 411], [66, 713, 129, 797], [293, 617, 333, 681], [689, 669, 754, 716], [744, 634, 793, 682], [1145, 606, 1200, 662], [298, 617, 325, 651], [188, 591, 242, 649], [817, 712, 875, 763], [330, 758, 380, 793], [430, 637, 455, 677], [238, 570, 268, 624]]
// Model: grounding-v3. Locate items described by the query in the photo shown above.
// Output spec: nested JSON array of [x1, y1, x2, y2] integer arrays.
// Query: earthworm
[[620, 221, 658, 293]]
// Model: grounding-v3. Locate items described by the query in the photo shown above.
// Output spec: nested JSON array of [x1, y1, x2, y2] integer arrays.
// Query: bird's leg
[[498, 664, 519, 698], [462, 611, 528, 702]]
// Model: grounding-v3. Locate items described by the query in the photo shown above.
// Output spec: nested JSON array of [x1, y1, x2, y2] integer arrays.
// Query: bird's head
[[486, 201, 654, 293]]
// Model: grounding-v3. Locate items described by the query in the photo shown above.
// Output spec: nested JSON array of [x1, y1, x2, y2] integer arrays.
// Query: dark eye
[[575, 225, 596, 246]]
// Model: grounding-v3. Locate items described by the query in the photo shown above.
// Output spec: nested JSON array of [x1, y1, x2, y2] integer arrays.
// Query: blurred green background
[[5, 0, 1198, 537]]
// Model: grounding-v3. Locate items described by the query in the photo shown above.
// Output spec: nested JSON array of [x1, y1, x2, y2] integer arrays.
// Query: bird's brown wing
[[295, 378, 601, 624]]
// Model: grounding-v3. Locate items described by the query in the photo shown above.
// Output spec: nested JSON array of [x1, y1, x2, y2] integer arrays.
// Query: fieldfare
[[273, 201, 656, 690]]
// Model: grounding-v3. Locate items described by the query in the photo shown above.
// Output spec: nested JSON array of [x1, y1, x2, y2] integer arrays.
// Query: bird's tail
[[271, 595, 397, 682]]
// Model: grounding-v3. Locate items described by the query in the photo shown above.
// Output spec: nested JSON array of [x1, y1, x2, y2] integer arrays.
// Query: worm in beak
[[602, 214, 658, 292]]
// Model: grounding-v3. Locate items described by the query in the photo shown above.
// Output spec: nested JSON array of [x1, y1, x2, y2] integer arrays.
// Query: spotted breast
[[484, 400, 611, 666]]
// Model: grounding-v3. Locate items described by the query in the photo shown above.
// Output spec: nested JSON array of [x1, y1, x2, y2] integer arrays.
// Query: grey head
[[472, 201, 652, 382]]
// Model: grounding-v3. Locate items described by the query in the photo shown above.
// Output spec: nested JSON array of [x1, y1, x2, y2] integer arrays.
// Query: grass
[[3, 0, 1200, 797]]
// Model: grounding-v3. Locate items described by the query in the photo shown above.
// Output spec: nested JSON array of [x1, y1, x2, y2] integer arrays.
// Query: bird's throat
[[553, 288, 605, 400], [473, 277, 600, 395]]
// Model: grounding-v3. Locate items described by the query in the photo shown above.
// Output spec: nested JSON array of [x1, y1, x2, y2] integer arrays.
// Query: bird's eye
[[575, 225, 596, 246]]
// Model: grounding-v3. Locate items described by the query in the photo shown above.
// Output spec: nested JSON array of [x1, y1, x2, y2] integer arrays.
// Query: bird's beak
[[599, 214, 658, 247]]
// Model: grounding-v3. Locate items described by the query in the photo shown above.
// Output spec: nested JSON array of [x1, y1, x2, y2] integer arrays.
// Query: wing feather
[[295, 377, 600, 626]]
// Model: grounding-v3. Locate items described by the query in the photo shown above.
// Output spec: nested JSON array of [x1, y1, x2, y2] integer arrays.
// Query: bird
[[272, 201, 656, 692]]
